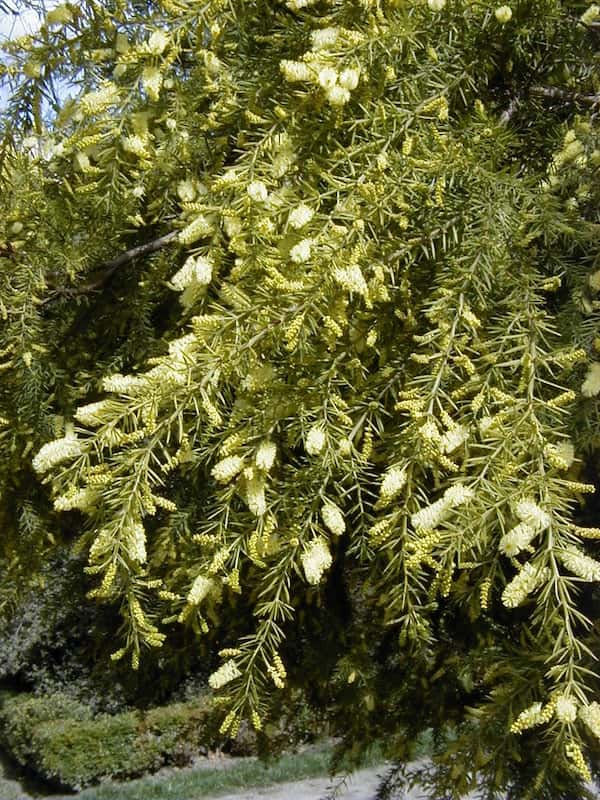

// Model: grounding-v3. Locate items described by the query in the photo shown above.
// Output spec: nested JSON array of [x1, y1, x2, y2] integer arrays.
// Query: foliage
[[0, 549, 218, 712], [0, 691, 225, 789], [3, 0, 600, 796], [0, 691, 93, 766]]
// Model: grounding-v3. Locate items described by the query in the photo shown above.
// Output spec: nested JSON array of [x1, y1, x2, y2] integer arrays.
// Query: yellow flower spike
[[565, 741, 591, 782]]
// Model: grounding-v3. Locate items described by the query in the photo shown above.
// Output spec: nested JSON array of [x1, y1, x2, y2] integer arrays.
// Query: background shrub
[[0, 692, 223, 790], [0, 692, 92, 765]]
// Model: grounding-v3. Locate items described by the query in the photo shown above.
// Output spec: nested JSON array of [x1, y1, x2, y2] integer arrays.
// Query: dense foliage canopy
[[3, 0, 600, 796]]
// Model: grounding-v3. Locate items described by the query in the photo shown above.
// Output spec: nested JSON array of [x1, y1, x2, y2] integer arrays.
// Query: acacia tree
[[3, 0, 600, 795]]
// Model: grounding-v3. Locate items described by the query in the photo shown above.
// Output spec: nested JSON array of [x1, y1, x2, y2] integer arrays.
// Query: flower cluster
[[514, 498, 551, 531], [288, 204, 314, 229], [267, 653, 287, 688], [33, 433, 84, 474], [75, 400, 112, 427], [579, 701, 600, 739], [121, 134, 150, 158], [170, 255, 213, 290], [510, 699, 554, 733], [321, 502, 345, 536], [126, 521, 147, 563], [146, 30, 169, 55], [333, 264, 368, 295], [102, 373, 147, 395], [582, 3, 600, 25], [168, 333, 198, 363], [305, 425, 326, 455], [290, 238, 313, 263], [499, 522, 536, 557], [565, 741, 591, 782], [555, 695, 577, 723], [246, 475, 267, 516], [369, 518, 393, 547], [410, 498, 446, 532], [411, 483, 473, 531], [46, 4, 74, 25], [310, 27, 339, 50], [582, 363, 600, 397], [53, 487, 97, 512], [559, 547, 600, 582], [378, 465, 407, 506], [544, 440, 575, 470], [279, 50, 360, 108], [255, 440, 277, 471], [502, 562, 550, 608], [247, 180, 269, 203], [316, 68, 349, 106], [440, 424, 468, 453], [495, 5, 513, 23], [212, 456, 245, 483], [280, 60, 313, 82], [141, 66, 162, 101], [80, 84, 120, 115], [301, 538, 332, 584], [177, 178, 198, 203], [187, 575, 213, 605], [498, 497, 550, 557], [270, 132, 296, 178], [209, 659, 242, 689], [285, 0, 320, 11], [179, 215, 213, 245]]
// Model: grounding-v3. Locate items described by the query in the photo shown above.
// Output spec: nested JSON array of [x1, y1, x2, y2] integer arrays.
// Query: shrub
[[0, 693, 221, 790], [0, 692, 92, 765], [140, 697, 224, 765], [30, 712, 142, 789]]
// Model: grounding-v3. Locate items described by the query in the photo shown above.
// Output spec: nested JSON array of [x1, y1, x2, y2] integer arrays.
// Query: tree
[[3, 0, 600, 795]]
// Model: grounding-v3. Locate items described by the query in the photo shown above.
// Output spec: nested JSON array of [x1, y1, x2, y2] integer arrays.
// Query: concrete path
[[205, 769, 600, 800], [205, 766, 382, 800], [202, 764, 427, 800]]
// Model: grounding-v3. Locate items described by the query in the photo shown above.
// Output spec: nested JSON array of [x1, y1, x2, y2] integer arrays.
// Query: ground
[[198, 765, 389, 800], [0, 750, 427, 800]]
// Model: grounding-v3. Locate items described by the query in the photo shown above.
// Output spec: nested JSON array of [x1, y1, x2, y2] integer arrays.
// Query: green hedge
[[0, 692, 224, 790], [0, 692, 93, 765]]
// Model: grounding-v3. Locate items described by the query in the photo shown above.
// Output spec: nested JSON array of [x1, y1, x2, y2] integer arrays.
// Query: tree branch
[[530, 85, 600, 108], [43, 230, 180, 304], [499, 96, 521, 125], [86, 230, 180, 291], [500, 84, 600, 126]]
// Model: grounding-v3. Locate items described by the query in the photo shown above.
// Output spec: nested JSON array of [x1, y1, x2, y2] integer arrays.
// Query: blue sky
[[1, 5, 42, 107], [0, 6, 42, 42], [0, 3, 63, 116]]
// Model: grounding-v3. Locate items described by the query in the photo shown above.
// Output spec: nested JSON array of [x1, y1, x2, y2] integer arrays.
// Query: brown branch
[[86, 230, 180, 291], [500, 85, 600, 126], [499, 96, 521, 125], [530, 85, 600, 108], [42, 230, 179, 305]]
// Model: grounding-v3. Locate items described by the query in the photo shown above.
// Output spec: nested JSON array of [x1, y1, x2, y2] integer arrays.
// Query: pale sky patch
[[0, 7, 42, 42]]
